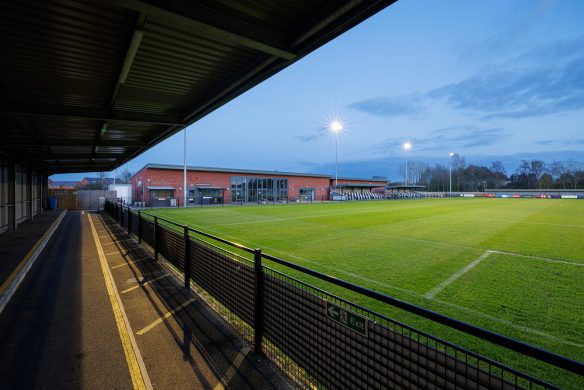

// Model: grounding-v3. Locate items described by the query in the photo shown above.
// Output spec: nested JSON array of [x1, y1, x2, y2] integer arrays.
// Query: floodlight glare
[[449, 152, 454, 157], [329, 120, 344, 186], [404, 142, 412, 151], [330, 120, 343, 133]]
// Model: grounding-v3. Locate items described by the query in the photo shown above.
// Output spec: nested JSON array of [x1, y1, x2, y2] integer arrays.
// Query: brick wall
[[131, 167, 332, 205]]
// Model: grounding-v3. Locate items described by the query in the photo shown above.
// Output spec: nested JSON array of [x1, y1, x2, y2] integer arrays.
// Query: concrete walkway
[[0, 211, 290, 389]]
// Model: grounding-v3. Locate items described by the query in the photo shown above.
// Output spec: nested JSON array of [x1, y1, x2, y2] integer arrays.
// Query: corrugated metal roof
[[136, 163, 331, 178], [0, 0, 396, 174]]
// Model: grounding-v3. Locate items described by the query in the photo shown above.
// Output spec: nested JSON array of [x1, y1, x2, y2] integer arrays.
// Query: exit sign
[[325, 301, 369, 336]]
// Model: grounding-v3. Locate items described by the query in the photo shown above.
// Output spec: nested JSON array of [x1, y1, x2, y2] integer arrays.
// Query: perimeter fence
[[105, 200, 583, 389]]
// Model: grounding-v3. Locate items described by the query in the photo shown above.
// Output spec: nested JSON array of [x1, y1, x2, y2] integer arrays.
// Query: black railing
[[104, 200, 583, 389]]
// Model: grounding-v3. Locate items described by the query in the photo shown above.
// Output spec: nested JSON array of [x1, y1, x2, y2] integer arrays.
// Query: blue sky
[[53, 0, 584, 181]]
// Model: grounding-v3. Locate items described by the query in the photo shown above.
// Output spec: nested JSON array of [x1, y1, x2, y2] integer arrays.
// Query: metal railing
[[104, 200, 583, 389]]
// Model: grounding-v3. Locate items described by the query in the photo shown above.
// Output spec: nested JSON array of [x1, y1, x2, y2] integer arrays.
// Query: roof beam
[[1, 103, 184, 126], [110, 0, 296, 60], [0, 140, 147, 148], [21, 153, 129, 161]]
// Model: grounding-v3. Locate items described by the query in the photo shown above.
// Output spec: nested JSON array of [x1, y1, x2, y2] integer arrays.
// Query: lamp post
[[404, 142, 412, 185], [183, 128, 187, 208], [329, 120, 344, 186], [449, 152, 454, 197]]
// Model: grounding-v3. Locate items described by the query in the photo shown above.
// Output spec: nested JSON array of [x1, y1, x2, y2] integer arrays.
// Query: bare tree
[[565, 159, 582, 189], [118, 166, 133, 184], [451, 153, 466, 191], [97, 171, 108, 190], [549, 161, 567, 189], [530, 160, 546, 189], [490, 161, 506, 189]]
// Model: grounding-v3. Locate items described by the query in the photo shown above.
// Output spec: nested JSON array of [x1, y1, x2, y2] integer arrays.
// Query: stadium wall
[[130, 164, 388, 206], [131, 164, 333, 206]]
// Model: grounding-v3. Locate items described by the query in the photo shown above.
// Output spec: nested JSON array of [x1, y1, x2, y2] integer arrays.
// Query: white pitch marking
[[488, 250, 584, 267], [425, 251, 493, 299], [133, 212, 584, 347]]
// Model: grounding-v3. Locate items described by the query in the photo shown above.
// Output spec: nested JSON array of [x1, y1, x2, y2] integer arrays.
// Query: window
[[230, 176, 288, 202]]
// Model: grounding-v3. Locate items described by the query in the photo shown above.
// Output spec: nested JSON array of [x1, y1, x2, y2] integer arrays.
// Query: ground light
[[449, 152, 454, 196], [404, 141, 412, 185], [329, 120, 344, 186]]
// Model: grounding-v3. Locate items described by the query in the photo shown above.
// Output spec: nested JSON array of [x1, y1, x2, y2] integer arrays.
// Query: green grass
[[147, 198, 584, 388]]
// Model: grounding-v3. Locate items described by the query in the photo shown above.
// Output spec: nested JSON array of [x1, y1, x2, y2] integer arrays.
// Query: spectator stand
[[330, 183, 386, 201], [385, 185, 426, 199]]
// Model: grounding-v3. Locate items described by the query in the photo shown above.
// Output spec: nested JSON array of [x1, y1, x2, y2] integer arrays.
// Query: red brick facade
[[131, 164, 387, 206]]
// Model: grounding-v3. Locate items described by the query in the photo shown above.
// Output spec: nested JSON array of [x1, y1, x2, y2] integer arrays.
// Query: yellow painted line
[[101, 239, 133, 246], [213, 347, 251, 390], [88, 214, 152, 390], [136, 298, 196, 336], [121, 274, 170, 294], [0, 211, 66, 296], [104, 247, 142, 256], [111, 257, 151, 269]]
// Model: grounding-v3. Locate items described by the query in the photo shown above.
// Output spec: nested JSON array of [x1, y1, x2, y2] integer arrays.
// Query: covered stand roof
[[0, 0, 395, 174]]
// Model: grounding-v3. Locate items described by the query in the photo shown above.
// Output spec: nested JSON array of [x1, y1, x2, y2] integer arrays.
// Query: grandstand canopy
[[0, 0, 395, 174], [386, 185, 426, 190], [332, 183, 385, 188]]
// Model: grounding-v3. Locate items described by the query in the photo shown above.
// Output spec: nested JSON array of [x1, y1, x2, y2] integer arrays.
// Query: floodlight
[[330, 120, 343, 133], [404, 142, 412, 151]]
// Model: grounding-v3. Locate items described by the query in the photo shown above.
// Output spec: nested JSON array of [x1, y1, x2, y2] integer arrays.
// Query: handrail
[[108, 200, 584, 376], [261, 252, 583, 375], [139, 210, 255, 253]]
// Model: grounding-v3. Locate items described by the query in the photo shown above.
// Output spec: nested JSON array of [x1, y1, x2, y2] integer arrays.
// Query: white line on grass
[[424, 251, 493, 299], [194, 208, 584, 267], [488, 250, 584, 267], [171, 220, 584, 348]]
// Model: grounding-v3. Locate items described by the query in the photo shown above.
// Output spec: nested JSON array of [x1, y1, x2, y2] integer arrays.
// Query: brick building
[[131, 164, 387, 207]]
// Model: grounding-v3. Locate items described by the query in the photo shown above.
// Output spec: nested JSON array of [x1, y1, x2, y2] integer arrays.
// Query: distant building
[[131, 164, 388, 207], [79, 177, 115, 187], [48, 180, 80, 189]]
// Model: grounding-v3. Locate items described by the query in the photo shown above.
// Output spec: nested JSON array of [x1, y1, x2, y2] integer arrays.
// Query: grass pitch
[[149, 198, 584, 388]]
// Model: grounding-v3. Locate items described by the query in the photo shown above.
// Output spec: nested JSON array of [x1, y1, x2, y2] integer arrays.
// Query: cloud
[[536, 138, 584, 146], [430, 36, 584, 119], [350, 36, 584, 120], [295, 134, 321, 142], [294, 127, 328, 143], [371, 126, 508, 154], [348, 94, 425, 117]]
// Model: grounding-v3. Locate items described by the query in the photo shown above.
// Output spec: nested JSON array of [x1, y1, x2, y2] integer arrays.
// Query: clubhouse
[[131, 164, 387, 207]]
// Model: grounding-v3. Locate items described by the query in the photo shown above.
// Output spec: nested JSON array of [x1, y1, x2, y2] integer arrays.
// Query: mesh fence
[[103, 201, 580, 390], [158, 224, 185, 270], [262, 267, 549, 390], [129, 211, 139, 236], [188, 236, 255, 342]]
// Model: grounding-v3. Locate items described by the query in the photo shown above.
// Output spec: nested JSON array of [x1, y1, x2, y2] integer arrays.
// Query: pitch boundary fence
[[105, 200, 583, 389]]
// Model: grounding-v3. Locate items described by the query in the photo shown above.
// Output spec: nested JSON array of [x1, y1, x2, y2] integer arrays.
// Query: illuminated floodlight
[[449, 152, 454, 157], [329, 120, 344, 134], [328, 120, 345, 187], [404, 141, 412, 185]]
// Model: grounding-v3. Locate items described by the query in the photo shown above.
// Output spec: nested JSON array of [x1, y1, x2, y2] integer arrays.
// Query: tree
[[529, 160, 546, 189], [118, 166, 133, 184], [490, 161, 506, 189], [549, 161, 567, 189], [451, 153, 466, 191], [565, 159, 582, 189], [538, 173, 553, 189], [516, 160, 530, 189]]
